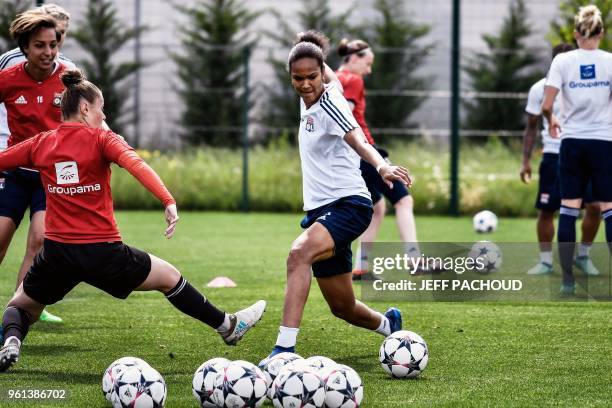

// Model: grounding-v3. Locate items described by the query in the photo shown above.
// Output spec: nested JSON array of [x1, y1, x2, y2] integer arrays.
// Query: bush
[[110, 142, 538, 217]]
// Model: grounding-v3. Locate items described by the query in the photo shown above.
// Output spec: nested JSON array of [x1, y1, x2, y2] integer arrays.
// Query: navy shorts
[[23, 239, 151, 305], [360, 146, 410, 205], [300, 195, 373, 278], [559, 139, 612, 202], [536, 153, 595, 211], [0, 169, 46, 228]]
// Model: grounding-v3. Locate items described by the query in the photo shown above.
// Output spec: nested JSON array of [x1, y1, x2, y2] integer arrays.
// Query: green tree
[[173, 0, 259, 147], [364, 0, 433, 144], [463, 0, 543, 136], [261, 0, 357, 143], [548, 0, 612, 49], [0, 0, 31, 54], [71, 0, 146, 139]]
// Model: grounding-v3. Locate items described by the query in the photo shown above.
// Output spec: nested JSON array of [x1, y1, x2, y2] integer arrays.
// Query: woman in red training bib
[[0, 70, 266, 371]]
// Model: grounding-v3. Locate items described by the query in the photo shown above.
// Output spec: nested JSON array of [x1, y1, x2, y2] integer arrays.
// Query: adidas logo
[[14, 95, 27, 105], [234, 320, 249, 335]]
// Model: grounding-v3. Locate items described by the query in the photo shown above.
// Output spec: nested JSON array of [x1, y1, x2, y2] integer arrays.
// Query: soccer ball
[[258, 352, 304, 399], [111, 365, 167, 408], [473, 210, 498, 233], [271, 366, 325, 408], [379, 330, 429, 378], [323, 364, 363, 408], [468, 241, 502, 273], [212, 360, 267, 408], [302, 355, 338, 374], [192, 357, 230, 407], [102, 356, 150, 402]]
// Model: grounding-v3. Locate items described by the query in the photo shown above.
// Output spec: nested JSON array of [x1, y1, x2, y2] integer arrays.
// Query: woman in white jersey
[[542, 5, 612, 294], [268, 31, 411, 357], [521, 43, 600, 277]]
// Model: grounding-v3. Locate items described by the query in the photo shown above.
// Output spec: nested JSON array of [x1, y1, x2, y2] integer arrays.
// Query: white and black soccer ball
[[102, 356, 150, 402], [271, 367, 325, 408], [379, 330, 429, 379], [111, 365, 167, 408], [258, 352, 304, 399], [324, 364, 363, 408], [473, 210, 498, 233], [212, 360, 267, 408], [468, 241, 502, 273], [192, 357, 230, 407], [303, 356, 338, 373]]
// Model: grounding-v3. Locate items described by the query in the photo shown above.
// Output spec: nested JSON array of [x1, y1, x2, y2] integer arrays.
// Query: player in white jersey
[[521, 43, 600, 276], [0, 4, 72, 324], [268, 31, 411, 357], [542, 5, 612, 294]]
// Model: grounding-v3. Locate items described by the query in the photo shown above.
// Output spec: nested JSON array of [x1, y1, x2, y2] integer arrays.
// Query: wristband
[[376, 163, 385, 173]]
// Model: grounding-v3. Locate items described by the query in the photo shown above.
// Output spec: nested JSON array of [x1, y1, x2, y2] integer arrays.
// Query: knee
[[286, 244, 311, 272], [328, 299, 355, 321], [373, 200, 386, 217], [585, 203, 601, 217], [394, 195, 413, 211]]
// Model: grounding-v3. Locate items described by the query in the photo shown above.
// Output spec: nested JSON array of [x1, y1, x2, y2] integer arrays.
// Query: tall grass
[[111, 140, 539, 216]]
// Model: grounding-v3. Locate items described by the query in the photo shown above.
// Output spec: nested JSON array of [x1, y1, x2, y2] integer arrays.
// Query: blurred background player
[[520, 43, 600, 276], [335, 38, 420, 278], [0, 5, 75, 324], [269, 31, 410, 357], [542, 5, 612, 294], [0, 70, 266, 371]]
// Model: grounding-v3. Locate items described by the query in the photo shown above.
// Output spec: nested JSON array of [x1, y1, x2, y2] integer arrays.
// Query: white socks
[[215, 314, 231, 333], [539, 251, 553, 265], [276, 326, 299, 348], [578, 243, 591, 258], [375, 313, 391, 336]]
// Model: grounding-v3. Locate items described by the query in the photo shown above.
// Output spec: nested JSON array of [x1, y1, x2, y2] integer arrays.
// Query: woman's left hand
[[379, 164, 412, 188]]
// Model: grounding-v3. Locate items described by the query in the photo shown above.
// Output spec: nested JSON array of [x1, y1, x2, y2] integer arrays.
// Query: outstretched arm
[[116, 150, 179, 238], [0, 137, 35, 172], [344, 127, 411, 188]]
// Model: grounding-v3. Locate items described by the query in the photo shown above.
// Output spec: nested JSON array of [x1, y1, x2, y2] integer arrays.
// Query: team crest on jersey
[[55, 161, 80, 185], [580, 64, 595, 80], [305, 115, 315, 132], [53, 92, 62, 107]]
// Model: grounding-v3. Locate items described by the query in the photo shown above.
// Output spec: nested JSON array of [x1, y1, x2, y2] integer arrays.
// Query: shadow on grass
[[2, 368, 100, 385], [23, 343, 86, 356]]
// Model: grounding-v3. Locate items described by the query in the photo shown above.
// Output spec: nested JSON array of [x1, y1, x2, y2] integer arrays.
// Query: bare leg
[[581, 202, 601, 244], [0, 217, 16, 265], [394, 196, 418, 243], [281, 222, 334, 328], [317, 272, 382, 330], [354, 199, 385, 270], [537, 210, 555, 252], [16, 211, 45, 289]]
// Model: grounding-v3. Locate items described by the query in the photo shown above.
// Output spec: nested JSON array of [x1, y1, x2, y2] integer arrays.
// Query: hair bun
[[60, 69, 85, 88], [337, 38, 350, 57], [295, 30, 330, 57]]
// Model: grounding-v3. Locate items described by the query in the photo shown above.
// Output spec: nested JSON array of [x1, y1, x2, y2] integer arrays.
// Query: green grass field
[[0, 212, 610, 407]]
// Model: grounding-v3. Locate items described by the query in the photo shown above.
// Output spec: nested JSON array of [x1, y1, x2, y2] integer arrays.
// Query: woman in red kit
[[0, 11, 68, 323], [0, 70, 266, 371], [336, 38, 421, 278]]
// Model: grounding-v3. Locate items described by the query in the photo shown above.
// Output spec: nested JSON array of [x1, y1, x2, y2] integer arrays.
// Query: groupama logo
[[580, 64, 595, 80], [54, 161, 80, 185]]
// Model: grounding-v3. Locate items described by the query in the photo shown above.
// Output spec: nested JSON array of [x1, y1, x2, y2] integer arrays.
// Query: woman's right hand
[[164, 204, 179, 239], [379, 164, 412, 188]]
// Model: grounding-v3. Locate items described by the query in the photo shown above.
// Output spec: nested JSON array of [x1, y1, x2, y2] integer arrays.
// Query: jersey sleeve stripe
[[320, 101, 352, 133], [321, 95, 356, 132], [0, 50, 23, 70]]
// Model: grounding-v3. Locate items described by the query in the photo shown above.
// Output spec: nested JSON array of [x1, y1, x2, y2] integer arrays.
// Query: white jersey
[[298, 83, 370, 211], [525, 78, 561, 154], [546, 48, 612, 141], [0, 47, 76, 150]]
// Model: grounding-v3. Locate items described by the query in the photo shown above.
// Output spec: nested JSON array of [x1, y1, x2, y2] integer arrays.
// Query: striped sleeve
[[0, 48, 25, 70], [320, 87, 359, 137]]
